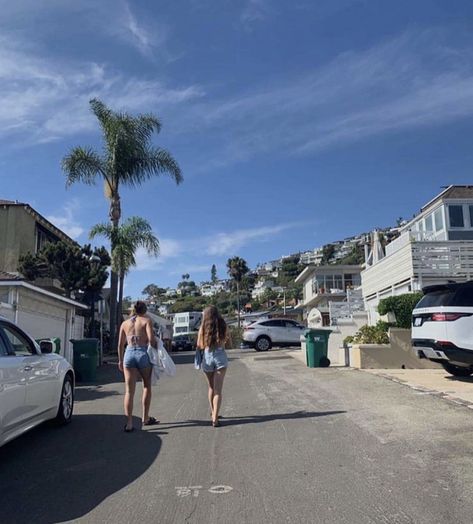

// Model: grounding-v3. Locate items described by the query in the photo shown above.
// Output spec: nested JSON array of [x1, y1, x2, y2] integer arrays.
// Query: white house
[[0, 271, 87, 363], [251, 279, 283, 299], [295, 264, 363, 326], [172, 311, 202, 336], [361, 185, 473, 323], [200, 280, 228, 297]]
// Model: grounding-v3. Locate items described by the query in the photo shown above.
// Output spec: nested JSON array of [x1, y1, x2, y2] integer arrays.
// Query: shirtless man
[[118, 301, 158, 432]]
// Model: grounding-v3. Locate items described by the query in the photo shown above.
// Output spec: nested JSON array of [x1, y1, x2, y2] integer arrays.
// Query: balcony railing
[[362, 239, 473, 298]]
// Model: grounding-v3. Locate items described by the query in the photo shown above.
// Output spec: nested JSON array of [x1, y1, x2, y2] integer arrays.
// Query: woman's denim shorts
[[124, 346, 151, 369], [202, 348, 228, 372]]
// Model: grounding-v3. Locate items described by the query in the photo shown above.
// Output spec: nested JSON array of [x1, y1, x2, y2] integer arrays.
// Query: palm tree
[[63, 98, 182, 346], [90, 216, 159, 328], [226, 256, 249, 327]]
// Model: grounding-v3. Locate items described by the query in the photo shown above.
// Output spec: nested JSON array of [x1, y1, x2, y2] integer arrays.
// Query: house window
[[434, 208, 443, 231], [35, 224, 59, 253], [448, 205, 464, 228], [469, 205, 473, 228], [425, 214, 433, 232]]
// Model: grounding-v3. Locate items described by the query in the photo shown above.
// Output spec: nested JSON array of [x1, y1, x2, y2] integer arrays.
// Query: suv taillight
[[431, 313, 472, 322]]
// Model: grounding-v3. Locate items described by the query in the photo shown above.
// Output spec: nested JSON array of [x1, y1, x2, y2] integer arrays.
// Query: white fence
[[362, 239, 473, 299]]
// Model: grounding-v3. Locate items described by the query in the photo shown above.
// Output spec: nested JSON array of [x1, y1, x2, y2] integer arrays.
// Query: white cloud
[[0, 37, 203, 144], [206, 223, 300, 256], [241, 0, 272, 28], [46, 200, 84, 239], [175, 29, 473, 168], [134, 237, 183, 271]]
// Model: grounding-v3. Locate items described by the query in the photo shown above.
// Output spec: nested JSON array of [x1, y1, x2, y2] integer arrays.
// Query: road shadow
[[155, 410, 346, 429], [171, 352, 195, 365], [75, 362, 124, 401], [0, 414, 162, 524], [445, 375, 473, 383]]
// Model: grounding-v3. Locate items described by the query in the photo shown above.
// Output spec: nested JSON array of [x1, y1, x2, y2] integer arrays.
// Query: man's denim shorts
[[202, 348, 228, 372], [124, 346, 151, 369]]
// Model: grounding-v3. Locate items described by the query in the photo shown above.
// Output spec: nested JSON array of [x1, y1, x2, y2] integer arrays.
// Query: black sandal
[[124, 424, 134, 433], [143, 417, 159, 426]]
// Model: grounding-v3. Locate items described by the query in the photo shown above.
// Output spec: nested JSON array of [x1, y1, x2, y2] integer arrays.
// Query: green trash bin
[[304, 329, 331, 368], [70, 339, 99, 382]]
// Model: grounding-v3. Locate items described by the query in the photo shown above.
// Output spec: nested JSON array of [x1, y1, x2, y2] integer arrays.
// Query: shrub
[[343, 321, 390, 345], [377, 292, 423, 329], [227, 325, 243, 348]]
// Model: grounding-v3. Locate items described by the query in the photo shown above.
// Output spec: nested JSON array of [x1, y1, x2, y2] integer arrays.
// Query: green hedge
[[344, 321, 390, 345], [377, 292, 423, 329]]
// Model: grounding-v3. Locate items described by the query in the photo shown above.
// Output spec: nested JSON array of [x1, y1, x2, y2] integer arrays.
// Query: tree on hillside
[[227, 256, 249, 327], [62, 98, 182, 347], [90, 216, 159, 325], [142, 284, 167, 301], [211, 264, 217, 283]]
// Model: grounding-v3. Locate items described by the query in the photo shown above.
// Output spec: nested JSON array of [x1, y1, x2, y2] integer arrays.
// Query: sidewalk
[[363, 368, 473, 408]]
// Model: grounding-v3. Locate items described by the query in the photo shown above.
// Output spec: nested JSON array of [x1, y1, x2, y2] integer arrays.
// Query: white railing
[[362, 239, 473, 298], [412, 241, 473, 281], [385, 230, 443, 256]]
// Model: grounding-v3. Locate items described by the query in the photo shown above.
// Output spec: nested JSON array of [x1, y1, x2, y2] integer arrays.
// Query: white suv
[[243, 318, 306, 351], [412, 282, 473, 376]]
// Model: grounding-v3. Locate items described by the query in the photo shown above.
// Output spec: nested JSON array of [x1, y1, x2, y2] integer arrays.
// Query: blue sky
[[2, 0, 473, 297]]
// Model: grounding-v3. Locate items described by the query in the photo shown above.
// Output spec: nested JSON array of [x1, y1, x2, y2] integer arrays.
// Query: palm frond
[[62, 147, 105, 187]]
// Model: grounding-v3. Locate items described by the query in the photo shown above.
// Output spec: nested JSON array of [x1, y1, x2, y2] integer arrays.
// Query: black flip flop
[[143, 417, 159, 426], [124, 425, 134, 433]]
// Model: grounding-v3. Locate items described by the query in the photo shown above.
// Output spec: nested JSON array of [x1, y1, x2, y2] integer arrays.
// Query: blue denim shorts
[[202, 348, 228, 372], [124, 346, 151, 369]]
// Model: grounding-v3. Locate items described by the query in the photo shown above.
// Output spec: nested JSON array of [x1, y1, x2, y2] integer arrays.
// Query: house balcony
[[362, 237, 473, 299]]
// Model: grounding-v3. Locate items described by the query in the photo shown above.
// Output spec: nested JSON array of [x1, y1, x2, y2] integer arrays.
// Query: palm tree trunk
[[237, 281, 241, 328], [108, 194, 121, 353], [117, 270, 125, 330]]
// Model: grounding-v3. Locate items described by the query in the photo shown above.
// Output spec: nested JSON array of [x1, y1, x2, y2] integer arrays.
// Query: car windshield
[[417, 287, 473, 307]]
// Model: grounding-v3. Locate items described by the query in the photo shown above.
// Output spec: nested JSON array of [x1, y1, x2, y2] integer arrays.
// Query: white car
[[243, 318, 306, 351], [412, 282, 473, 377], [0, 316, 74, 447]]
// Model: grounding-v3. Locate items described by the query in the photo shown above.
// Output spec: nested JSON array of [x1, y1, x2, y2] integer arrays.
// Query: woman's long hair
[[197, 306, 227, 349]]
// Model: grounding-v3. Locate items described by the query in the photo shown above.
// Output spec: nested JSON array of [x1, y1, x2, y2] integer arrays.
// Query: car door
[[0, 324, 28, 436], [283, 320, 305, 344], [264, 320, 286, 344], [1, 323, 58, 421]]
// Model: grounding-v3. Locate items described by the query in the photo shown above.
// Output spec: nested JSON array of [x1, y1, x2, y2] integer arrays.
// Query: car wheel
[[54, 374, 74, 425], [442, 363, 473, 377], [255, 336, 271, 352]]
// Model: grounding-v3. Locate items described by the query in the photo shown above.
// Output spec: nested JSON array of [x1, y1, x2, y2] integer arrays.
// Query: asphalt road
[[2, 349, 473, 524]]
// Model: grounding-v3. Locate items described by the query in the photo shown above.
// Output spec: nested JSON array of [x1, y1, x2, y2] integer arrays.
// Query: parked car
[[0, 316, 74, 447], [412, 281, 473, 376], [172, 334, 194, 352], [243, 318, 306, 351]]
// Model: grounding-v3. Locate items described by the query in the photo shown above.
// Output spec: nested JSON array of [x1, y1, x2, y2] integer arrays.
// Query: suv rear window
[[417, 287, 473, 307]]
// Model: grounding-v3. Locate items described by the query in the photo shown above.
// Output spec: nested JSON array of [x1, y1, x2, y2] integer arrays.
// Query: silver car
[[0, 316, 75, 447], [243, 318, 306, 351]]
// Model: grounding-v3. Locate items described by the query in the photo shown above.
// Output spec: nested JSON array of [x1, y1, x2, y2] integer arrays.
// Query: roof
[[0, 271, 23, 281], [421, 185, 473, 212], [0, 199, 77, 246], [0, 279, 88, 308], [295, 264, 363, 283]]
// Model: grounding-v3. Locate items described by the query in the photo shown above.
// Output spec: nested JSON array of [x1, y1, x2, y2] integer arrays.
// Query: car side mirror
[[39, 340, 53, 354]]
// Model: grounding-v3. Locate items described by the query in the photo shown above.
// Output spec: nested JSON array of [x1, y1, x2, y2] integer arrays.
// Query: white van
[[412, 282, 473, 377]]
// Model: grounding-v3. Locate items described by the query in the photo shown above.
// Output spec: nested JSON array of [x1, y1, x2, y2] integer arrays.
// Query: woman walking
[[197, 306, 229, 427], [118, 301, 159, 432]]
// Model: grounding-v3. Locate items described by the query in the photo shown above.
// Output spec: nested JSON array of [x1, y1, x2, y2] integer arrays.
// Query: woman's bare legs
[[204, 371, 215, 418], [139, 366, 153, 423], [124, 367, 138, 430], [212, 368, 226, 424]]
